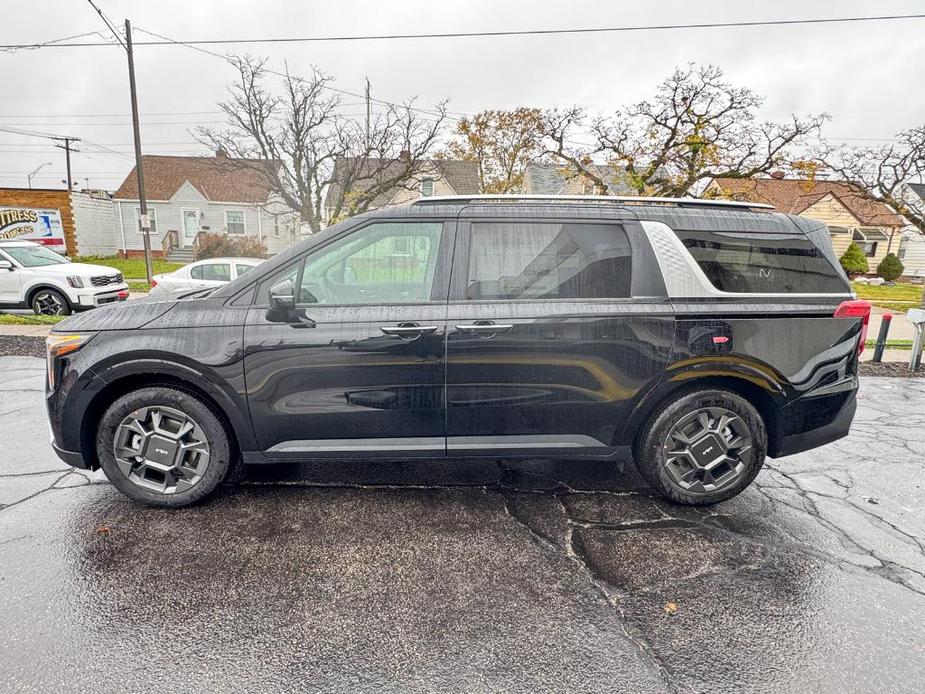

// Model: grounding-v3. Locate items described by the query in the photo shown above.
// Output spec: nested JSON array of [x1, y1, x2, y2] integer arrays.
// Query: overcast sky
[[1, 0, 923, 190]]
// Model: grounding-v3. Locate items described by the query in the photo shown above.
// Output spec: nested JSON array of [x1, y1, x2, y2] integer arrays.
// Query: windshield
[[3, 245, 70, 268]]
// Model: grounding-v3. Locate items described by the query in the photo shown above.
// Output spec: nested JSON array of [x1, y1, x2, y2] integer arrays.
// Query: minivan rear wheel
[[96, 386, 232, 507], [634, 389, 767, 506]]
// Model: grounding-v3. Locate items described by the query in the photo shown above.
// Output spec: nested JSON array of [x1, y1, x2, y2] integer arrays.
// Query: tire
[[633, 388, 767, 506], [31, 288, 72, 316], [96, 386, 233, 507]]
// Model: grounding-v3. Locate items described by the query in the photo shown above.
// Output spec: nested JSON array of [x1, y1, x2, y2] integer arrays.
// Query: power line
[[83, 0, 126, 49], [133, 26, 458, 123], [3, 12, 925, 49]]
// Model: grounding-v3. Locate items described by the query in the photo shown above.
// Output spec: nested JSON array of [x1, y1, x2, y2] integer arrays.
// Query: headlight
[[46, 333, 94, 389], [66, 275, 84, 288]]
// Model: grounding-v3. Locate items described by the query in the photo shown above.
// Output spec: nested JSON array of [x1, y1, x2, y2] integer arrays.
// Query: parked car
[[149, 257, 263, 298], [0, 240, 128, 315], [45, 195, 869, 507]]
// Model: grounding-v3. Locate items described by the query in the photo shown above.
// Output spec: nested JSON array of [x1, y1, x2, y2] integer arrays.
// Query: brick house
[[705, 175, 906, 271], [113, 153, 298, 260]]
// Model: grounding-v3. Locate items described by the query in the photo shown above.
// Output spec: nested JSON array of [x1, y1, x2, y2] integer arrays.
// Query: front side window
[[226, 210, 246, 235], [297, 222, 443, 305], [676, 231, 847, 293], [3, 245, 69, 267], [191, 263, 231, 282], [466, 222, 632, 300]]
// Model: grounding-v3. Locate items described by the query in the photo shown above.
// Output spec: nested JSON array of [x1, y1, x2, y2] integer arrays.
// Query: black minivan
[[45, 195, 870, 507]]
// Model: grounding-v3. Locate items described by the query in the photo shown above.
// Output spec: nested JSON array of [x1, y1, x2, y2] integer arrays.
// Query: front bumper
[[76, 286, 129, 308]]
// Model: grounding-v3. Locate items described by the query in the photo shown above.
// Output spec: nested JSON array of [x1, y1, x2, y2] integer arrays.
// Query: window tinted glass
[[466, 222, 632, 300], [298, 222, 443, 305], [192, 263, 231, 282], [676, 231, 847, 293]]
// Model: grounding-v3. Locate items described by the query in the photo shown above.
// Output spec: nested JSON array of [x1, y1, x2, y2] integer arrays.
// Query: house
[[705, 174, 906, 272], [897, 183, 925, 277], [323, 157, 479, 224], [113, 153, 298, 259], [523, 163, 636, 196]]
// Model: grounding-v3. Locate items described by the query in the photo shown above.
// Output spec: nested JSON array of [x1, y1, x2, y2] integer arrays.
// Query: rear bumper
[[772, 382, 858, 457]]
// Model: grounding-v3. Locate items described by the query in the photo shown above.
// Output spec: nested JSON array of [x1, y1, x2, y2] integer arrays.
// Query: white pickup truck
[[0, 240, 129, 315]]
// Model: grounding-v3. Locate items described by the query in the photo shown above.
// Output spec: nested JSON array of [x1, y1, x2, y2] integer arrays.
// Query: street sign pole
[[125, 19, 153, 285]]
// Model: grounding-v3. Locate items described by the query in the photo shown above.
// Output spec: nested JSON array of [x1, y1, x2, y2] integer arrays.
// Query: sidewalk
[[869, 306, 916, 341], [0, 324, 50, 337]]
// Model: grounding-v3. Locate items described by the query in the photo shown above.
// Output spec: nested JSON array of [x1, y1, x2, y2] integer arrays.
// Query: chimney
[[399, 149, 411, 163], [770, 170, 785, 180], [215, 148, 229, 158]]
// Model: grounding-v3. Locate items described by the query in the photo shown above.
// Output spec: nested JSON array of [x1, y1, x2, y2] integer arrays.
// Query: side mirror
[[0, 260, 13, 271], [266, 278, 296, 322]]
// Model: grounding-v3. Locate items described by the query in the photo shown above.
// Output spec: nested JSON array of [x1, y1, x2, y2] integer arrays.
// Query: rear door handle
[[380, 323, 438, 337], [455, 321, 514, 335]]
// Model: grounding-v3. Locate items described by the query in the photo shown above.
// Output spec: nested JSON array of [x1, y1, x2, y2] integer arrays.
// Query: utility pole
[[124, 20, 153, 285], [53, 137, 80, 190], [365, 78, 371, 144]]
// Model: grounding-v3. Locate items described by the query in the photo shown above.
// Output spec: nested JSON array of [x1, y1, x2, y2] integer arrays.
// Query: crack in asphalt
[[494, 489, 684, 694]]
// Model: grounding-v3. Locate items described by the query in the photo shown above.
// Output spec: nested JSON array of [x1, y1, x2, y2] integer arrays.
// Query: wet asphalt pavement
[[1, 356, 924, 693]]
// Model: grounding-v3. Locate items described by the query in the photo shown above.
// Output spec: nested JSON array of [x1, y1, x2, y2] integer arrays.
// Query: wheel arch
[[79, 368, 247, 470], [25, 283, 72, 308], [627, 375, 782, 457]]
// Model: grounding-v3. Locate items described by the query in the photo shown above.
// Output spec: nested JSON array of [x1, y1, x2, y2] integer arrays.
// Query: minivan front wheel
[[96, 386, 232, 507], [635, 389, 767, 506]]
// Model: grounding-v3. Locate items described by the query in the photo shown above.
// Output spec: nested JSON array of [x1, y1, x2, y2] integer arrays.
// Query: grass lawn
[[73, 255, 184, 279], [127, 280, 152, 293], [864, 338, 913, 350], [0, 313, 66, 325], [852, 281, 923, 312]]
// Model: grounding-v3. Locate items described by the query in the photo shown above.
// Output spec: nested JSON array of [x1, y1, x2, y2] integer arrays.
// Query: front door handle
[[455, 321, 514, 336], [380, 322, 439, 338]]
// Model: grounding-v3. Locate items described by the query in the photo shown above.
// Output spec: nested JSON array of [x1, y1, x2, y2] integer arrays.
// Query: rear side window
[[675, 231, 847, 294], [466, 222, 632, 300]]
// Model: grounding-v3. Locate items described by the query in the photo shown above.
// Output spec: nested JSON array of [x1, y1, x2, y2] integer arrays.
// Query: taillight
[[834, 300, 872, 354], [151, 279, 157, 287]]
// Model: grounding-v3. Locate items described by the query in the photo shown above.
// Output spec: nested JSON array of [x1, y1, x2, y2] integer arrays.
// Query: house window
[[134, 207, 157, 234], [898, 238, 908, 260], [225, 210, 246, 235], [273, 216, 280, 238], [853, 227, 887, 258], [828, 226, 849, 235], [420, 179, 435, 197]]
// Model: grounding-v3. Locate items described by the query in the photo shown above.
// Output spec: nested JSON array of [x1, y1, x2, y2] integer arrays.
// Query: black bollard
[[872, 313, 892, 363]]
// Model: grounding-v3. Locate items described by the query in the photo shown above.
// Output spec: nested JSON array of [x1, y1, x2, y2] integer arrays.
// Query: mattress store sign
[[0, 206, 66, 252]]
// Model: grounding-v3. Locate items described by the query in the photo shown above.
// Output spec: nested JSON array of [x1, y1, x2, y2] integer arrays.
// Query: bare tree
[[197, 56, 447, 232], [817, 125, 925, 233], [543, 65, 826, 197]]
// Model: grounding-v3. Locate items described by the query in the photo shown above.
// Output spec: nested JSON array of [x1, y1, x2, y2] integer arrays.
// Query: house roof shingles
[[524, 163, 637, 195], [711, 177, 905, 227], [324, 157, 479, 211], [113, 155, 276, 204], [906, 182, 925, 202]]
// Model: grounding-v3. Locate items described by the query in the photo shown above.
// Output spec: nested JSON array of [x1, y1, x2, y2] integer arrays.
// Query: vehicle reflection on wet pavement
[[2, 356, 923, 693]]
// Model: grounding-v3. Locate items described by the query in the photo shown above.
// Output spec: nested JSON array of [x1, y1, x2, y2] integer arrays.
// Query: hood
[[28, 262, 122, 277], [53, 297, 178, 332]]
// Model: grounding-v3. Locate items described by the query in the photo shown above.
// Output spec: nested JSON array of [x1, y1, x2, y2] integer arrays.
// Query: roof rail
[[411, 194, 774, 210]]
